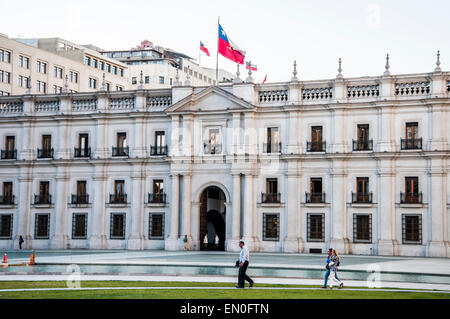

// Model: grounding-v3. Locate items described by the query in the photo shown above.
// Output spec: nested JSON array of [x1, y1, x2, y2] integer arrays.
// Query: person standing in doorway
[[236, 240, 254, 289], [183, 235, 189, 251], [19, 235, 24, 250]]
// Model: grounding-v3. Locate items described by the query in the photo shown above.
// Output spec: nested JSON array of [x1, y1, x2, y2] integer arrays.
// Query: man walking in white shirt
[[236, 240, 254, 289]]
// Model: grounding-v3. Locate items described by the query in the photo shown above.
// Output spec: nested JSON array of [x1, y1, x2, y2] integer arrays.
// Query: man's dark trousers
[[238, 261, 253, 287]]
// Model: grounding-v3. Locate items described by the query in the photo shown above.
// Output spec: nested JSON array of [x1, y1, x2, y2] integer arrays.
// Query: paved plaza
[[0, 250, 449, 291]]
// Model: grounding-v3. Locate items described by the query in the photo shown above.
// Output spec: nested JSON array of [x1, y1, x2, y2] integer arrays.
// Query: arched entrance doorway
[[199, 186, 226, 251]]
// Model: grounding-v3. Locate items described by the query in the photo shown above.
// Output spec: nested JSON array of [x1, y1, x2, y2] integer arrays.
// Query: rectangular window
[[77, 180, 87, 197], [132, 77, 137, 85], [402, 214, 422, 244], [112, 65, 117, 75], [117, 132, 127, 148], [42, 135, 51, 151], [84, 56, 91, 66], [88, 78, 97, 89], [36, 61, 47, 74], [403, 176, 420, 204], [145, 76, 150, 84], [53, 66, 63, 78], [119, 68, 124, 77], [5, 136, 15, 152], [19, 55, 30, 69], [110, 213, 125, 239], [263, 213, 280, 241], [79, 133, 89, 151], [53, 85, 62, 94], [70, 71, 78, 83], [36, 80, 46, 93], [0, 70, 11, 84], [153, 179, 164, 194], [149, 213, 164, 239], [39, 181, 49, 197], [116, 86, 123, 91], [0, 49, 11, 63], [114, 180, 125, 196], [99, 61, 104, 70], [308, 177, 324, 203], [159, 76, 164, 84], [311, 126, 323, 143], [353, 214, 372, 243], [2, 182, 12, 203], [72, 213, 87, 239], [406, 122, 418, 140], [155, 131, 165, 148], [307, 213, 325, 242], [35, 214, 50, 239], [0, 215, 12, 239], [266, 127, 279, 153], [106, 63, 111, 73], [106, 82, 111, 91]]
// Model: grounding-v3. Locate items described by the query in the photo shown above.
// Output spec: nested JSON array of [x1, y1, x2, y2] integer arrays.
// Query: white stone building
[[0, 57, 448, 257]]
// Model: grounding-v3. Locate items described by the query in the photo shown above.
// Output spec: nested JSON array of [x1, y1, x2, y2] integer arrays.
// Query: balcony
[[352, 140, 373, 151], [1, 150, 17, 160], [400, 192, 423, 204], [148, 193, 166, 204], [112, 146, 129, 157], [401, 138, 422, 150], [204, 143, 222, 155], [261, 193, 281, 204], [34, 194, 51, 205], [305, 192, 326, 203], [150, 145, 168, 156], [74, 147, 91, 158], [71, 194, 89, 205], [307, 141, 326, 152], [263, 143, 282, 154], [0, 195, 15, 205], [109, 193, 127, 204], [37, 148, 54, 159], [352, 192, 373, 204]]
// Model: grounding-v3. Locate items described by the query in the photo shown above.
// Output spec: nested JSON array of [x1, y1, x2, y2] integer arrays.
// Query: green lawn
[[0, 281, 447, 299]]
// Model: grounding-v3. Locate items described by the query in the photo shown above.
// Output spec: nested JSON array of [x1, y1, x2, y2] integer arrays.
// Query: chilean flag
[[246, 62, 257, 71], [218, 24, 246, 65], [200, 41, 210, 57]]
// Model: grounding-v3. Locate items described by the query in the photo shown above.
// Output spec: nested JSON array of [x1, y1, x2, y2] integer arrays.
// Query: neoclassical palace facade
[[0, 64, 449, 257]]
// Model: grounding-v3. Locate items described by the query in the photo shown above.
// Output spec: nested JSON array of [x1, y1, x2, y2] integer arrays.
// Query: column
[[181, 115, 194, 157], [378, 106, 395, 152], [232, 113, 242, 155], [287, 111, 299, 154], [170, 115, 180, 157], [377, 161, 396, 255], [330, 165, 349, 253], [227, 173, 241, 251], [89, 173, 107, 249], [242, 173, 257, 250], [165, 174, 180, 250], [94, 118, 108, 158], [17, 172, 32, 249], [133, 117, 146, 158], [244, 113, 257, 155], [429, 104, 448, 151], [20, 120, 33, 161], [56, 119, 71, 160], [283, 172, 300, 252], [332, 109, 347, 153], [182, 174, 192, 243], [128, 169, 145, 250], [51, 171, 69, 249], [427, 160, 447, 257]]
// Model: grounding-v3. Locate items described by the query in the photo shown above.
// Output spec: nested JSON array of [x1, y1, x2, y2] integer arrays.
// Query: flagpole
[[216, 16, 220, 85]]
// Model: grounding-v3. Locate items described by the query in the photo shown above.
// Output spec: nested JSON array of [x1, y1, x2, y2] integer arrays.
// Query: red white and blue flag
[[246, 62, 257, 71], [200, 41, 210, 57], [218, 24, 246, 65]]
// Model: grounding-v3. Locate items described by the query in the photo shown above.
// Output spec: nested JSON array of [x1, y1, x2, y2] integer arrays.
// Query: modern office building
[[101, 40, 234, 89], [0, 57, 448, 257], [0, 34, 129, 96]]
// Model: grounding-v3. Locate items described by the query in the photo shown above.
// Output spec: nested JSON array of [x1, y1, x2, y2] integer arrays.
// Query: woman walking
[[328, 249, 344, 289]]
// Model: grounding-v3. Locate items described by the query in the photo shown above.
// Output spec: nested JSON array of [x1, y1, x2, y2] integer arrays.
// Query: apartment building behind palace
[[0, 59, 448, 257], [0, 34, 129, 96]]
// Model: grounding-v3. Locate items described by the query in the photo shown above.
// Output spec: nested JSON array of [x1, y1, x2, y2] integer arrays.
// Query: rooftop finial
[[336, 58, 343, 79], [435, 50, 442, 72], [184, 66, 191, 86], [138, 70, 144, 89], [174, 67, 181, 86], [233, 63, 242, 84], [291, 60, 299, 81], [63, 74, 69, 93], [246, 61, 254, 83], [100, 73, 106, 91], [384, 53, 391, 76]]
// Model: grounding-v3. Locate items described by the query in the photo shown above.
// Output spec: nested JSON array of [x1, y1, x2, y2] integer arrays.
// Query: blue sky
[[1, 0, 449, 82]]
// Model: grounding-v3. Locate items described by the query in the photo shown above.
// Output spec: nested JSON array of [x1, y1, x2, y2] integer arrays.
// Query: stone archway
[[199, 186, 227, 251]]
